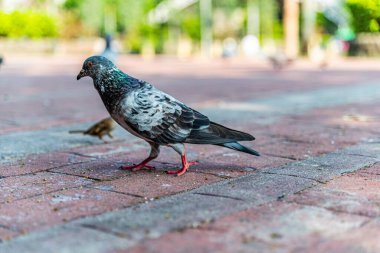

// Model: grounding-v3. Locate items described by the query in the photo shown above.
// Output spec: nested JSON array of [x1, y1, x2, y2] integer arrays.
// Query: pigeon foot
[[166, 155, 197, 176], [120, 159, 155, 171]]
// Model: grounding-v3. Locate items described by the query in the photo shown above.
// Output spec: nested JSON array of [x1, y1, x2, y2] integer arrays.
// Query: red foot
[[120, 159, 155, 171], [120, 164, 155, 171], [166, 159, 198, 176], [166, 165, 189, 176]]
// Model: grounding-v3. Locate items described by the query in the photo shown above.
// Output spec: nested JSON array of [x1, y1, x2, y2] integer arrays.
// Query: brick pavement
[[0, 55, 380, 252]]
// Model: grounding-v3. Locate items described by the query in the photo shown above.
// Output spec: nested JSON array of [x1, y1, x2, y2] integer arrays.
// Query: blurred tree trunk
[[302, 0, 317, 55], [284, 0, 299, 57], [247, 0, 260, 36], [200, 0, 212, 57]]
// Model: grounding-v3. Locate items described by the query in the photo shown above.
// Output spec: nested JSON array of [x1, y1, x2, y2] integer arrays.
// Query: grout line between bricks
[[193, 192, 245, 201], [261, 171, 327, 184], [0, 185, 92, 205], [261, 153, 299, 161], [47, 170, 104, 182], [84, 185, 146, 199], [345, 153, 379, 159], [0, 157, 109, 179], [79, 224, 131, 239], [0, 224, 16, 232], [190, 170, 234, 179]]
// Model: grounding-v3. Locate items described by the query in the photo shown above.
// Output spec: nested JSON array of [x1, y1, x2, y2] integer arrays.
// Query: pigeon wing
[[119, 86, 209, 144], [117, 84, 254, 145]]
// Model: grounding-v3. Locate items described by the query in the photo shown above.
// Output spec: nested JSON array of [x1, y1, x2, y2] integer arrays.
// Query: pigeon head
[[77, 56, 115, 80]]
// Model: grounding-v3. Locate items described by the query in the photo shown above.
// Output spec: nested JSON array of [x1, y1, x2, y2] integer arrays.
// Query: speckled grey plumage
[[77, 56, 259, 158]]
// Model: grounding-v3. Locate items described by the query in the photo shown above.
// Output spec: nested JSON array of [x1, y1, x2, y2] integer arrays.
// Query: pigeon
[[77, 56, 259, 176], [100, 34, 117, 63], [267, 53, 293, 71], [69, 117, 115, 141]]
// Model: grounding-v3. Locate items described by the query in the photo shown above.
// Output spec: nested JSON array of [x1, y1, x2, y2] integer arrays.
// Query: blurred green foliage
[[61, 0, 167, 53], [346, 0, 380, 33], [0, 11, 57, 38], [180, 6, 201, 42], [316, 12, 338, 35], [59, 0, 280, 53], [0, 0, 281, 53]]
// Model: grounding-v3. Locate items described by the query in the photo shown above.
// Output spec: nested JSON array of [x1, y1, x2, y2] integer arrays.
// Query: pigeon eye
[[87, 61, 93, 68]]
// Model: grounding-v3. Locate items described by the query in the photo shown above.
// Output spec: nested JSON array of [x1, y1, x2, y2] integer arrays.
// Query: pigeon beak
[[77, 69, 86, 80]]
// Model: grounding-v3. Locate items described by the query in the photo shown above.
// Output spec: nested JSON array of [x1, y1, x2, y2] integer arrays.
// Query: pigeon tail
[[209, 121, 255, 141], [186, 121, 255, 144], [216, 142, 260, 156]]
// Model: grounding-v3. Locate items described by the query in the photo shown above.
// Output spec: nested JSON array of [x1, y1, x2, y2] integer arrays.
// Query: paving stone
[[0, 152, 93, 177], [126, 201, 368, 253], [360, 163, 380, 175], [201, 81, 380, 124], [0, 188, 138, 237], [89, 171, 224, 199], [306, 218, 380, 253], [195, 172, 316, 201], [50, 158, 127, 181], [0, 123, 143, 164], [66, 139, 147, 158], [336, 140, 380, 159], [259, 139, 328, 160], [0, 139, 146, 178], [287, 172, 380, 217], [69, 172, 314, 245], [2, 139, 377, 251], [0, 225, 132, 253], [194, 152, 293, 171], [265, 141, 380, 183], [0, 227, 18, 242], [0, 172, 93, 203]]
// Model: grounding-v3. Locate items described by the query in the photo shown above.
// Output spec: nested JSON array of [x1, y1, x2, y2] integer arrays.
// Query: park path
[[0, 55, 380, 252]]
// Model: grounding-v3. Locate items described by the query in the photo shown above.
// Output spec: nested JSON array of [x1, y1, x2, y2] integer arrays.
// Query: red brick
[[0, 152, 92, 177], [360, 163, 380, 175], [0, 188, 139, 237], [287, 172, 380, 217], [0, 172, 93, 203], [89, 171, 223, 199], [324, 172, 380, 195], [126, 201, 367, 253], [50, 159, 125, 181], [0, 227, 19, 241], [1, 141, 145, 178], [308, 218, 380, 253], [188, 154, 292, 177]]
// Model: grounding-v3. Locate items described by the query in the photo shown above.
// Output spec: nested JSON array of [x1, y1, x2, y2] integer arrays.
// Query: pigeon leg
[[166, 144, 197, 176], [121, 143, 160, 171]]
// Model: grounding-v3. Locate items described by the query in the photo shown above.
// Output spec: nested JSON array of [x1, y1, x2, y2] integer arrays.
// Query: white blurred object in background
[[241, 35, 260, 57], [222, 38, 238, 58]]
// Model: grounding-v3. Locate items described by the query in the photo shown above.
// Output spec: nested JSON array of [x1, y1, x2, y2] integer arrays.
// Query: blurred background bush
[[1, 0, 380, 58], [0, 11, 57, 38]]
